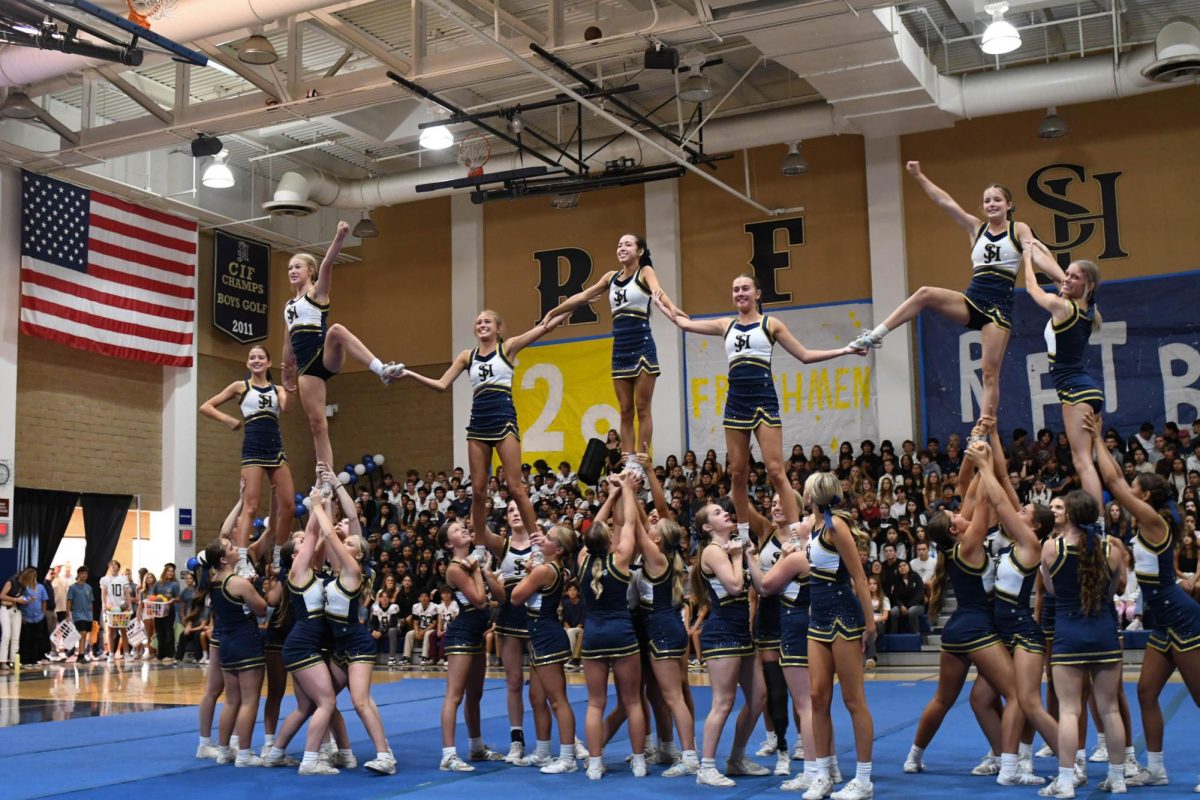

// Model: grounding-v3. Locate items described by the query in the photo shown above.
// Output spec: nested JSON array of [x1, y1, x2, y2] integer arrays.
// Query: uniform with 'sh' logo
[[962, 221, 1023, 331], [754, 534, 783, 649], [608, 266, 660, 379], [492, 537, 533, 638], [722, 315, 780, 430], [1045, 300, 1103, 411], [465, 343, 519, 443], [285, 292, 335, 381], [238, 380, 286, 468]]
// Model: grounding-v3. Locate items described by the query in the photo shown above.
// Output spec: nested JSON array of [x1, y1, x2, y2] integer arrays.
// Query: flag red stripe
[[86, 262, 195, 300], [20, 268, 194, 322], [90, 213, 198, 255], [22, 296, 194, 345], [19, 321, 192, 367], [92, 192, 198, 233], [90, 238, 195, 277]]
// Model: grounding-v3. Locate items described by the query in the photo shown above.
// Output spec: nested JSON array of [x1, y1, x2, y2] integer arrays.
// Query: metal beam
[[547, 0, 563, 47], [95, 65, 173, 124], [309, 10, 412, 76], [450, 0, 548, 45], [286, 17, 303, 101], [411, 0, 427, 75], [323, 48, 355, 78], [193, 38, 283, 101]]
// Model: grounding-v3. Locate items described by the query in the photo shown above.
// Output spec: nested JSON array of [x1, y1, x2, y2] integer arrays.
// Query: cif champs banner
[[511, 337, 622, 467], [919, 271, 1200, 440], [684, 301, 879, 455], [213, 230, 270, 343]]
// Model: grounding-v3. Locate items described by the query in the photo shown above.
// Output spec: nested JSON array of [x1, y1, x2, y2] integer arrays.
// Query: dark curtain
[[12, 487, 80, 577], [81, 493, 132, 619]]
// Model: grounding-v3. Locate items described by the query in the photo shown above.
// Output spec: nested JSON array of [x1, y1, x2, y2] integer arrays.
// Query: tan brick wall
[[14, 333, 163, 507]]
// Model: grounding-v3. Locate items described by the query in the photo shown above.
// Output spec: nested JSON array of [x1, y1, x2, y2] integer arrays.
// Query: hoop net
[[126, 0, 178, 27], [457, 133, 491, 177]]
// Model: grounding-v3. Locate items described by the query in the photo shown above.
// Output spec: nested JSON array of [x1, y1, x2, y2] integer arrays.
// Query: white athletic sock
[[870, 324, 888, 340], [230, 735, 240, 750], [469, 736, 483, 752], [1123, 746, 1135, 760], [1096, 733, 1106, 748], [268, 746, 285, 759], [682, 749, 698, 763], [369, 358, 384, 376], [764, 732, 778, 748], [589, 756, 603, 771], [536, 740, 551, 757], [302, 751, 319, 766], [805, 760, 818, 779], [338, 748, 353, 760], [730, 744, 746, 761], [630, 753, 646, 770], [643, 734, 654, 752], [816, 756, 831, 779], [1147, 751, 1164, 770], [1000, 753, 1018, 777], [736, 522, 750, 541], [237, 547, 248, 565], [909, 744, 925, 760], [199, 736, 211, 747], [660, 739, 679, 757], [856, 761, 872, 784], [1075, 749, 1086, 763], [377, 751, 390, 761], [1059, 766, 1075, 785], [217, 745, 231, 758], [272, 545, 282, 567], [700, 757, 717, 770], [560, 743, 575, 760], [1019, 742, 1033, 758], [442, 746, 456, 760], [264, 734, 274, 748], [1108, 764, 1124, 784]]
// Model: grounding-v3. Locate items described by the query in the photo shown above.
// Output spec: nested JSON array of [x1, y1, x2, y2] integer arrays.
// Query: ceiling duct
[[1141, 19, 1200, 83]]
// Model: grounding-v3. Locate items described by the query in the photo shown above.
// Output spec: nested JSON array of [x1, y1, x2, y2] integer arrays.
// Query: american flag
[[19, 170, 197, 367]]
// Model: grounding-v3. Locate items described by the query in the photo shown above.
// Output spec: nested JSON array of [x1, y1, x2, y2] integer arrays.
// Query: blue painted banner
[[919, 270, 1200, 440]]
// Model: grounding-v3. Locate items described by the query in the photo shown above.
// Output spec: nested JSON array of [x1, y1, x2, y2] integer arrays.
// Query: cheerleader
[[281, 220, 405, 471], [803, 472, 875, 800], [579, 472, 646, 780], [747, 489, 820, 792], [542, 234, 681, 455], [1089, 419, 1200, 787], [195, 491, 244, 760], [205, 535, 268, 767], [259, 543, 294, 759], [511, 524, 581, 774], [655, 274, 863, 546], [1022, 247, 1104, 502], [848, 162, 1063, 417], [438, 519, 509, 771], [1039, 491, 1128, 798], [200, 345, 296, 572]]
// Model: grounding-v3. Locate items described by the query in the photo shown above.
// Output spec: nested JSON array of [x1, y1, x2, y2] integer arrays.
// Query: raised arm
[[652, 293, 728, 336], [771, 318, 865, 364], [633, 506, 667, 576], [321, 519, 362, 589], [220, 479, 246, 538], [311, 220, 351, 302], [1085, 416, 1168, 544], [504, 312, 567, 358], [199, 381, 246, 431], [1022, 243, 1067, 317], [542, 272, 614, 322], [984, 416, 1021, 511], [637, 453, 672, 520], [318, 461, 360, 537], [1017, 225, 1066, 284], [973, 444, 1038, 552], [613, 472, 638, 569], [906, 160, 981, 236], [402, 349, 470, 393], [957, 474, 993, 562], [290, 489, 325, 582]]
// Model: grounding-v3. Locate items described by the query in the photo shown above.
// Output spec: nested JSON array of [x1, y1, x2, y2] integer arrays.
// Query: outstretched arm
[[1085, 416, 1169, 544], [1016, 224, 1066, 284], [1022, 243, 1066, 317], [402, 349, 470, 392], [505, 313, 567, 358], [311, 220, 351, 302], [652, 293, 727, 336], [771, 318, 865, 364], [906, 161, 981, 236], [640, 267, 682, 318], [220, 479, 246, 538], [541, 273, 614, 323]]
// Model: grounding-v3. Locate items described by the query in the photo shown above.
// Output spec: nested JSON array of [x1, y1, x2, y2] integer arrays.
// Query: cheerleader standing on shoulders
[[200, 345, 295, 572], [1039, 490, 1129, 798], [803, 472, 875, 800], [1089, 417, 1200, 788], [511, 524, 581, 774], [438, 520, 510, 771], [281, 220, 405, 472], [579, 472, 647, 780]]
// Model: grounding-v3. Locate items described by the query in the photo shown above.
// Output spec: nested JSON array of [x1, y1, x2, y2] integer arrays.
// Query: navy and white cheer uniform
[[238, 380, 286, 468], [493, 538, 532, 638], [640, 557, 687, 660], [609, 266, 660, 379], [1046, 300, 1103, 411], [993, 544, 1046, 654], [581, 553, 639, 660], [699, 549, 753, 660], [754, 533, 783, 650], [211, 575, 264, 673], [723, 316, 780, 430], [940, 543, 1000, 654], [527, 562, 571, 666], [444, 581, 488, 656], [282, 573, 332, 672], [964, 221, 1022, 331], [1047, 535, 1121, 666], [1133, 529, 1200, 654], [807, 522, 866, 643], [326, 575, 377, 666], [779, 547, 812, 667], [285, 292, 334, 381], [466, 344, 520, 443]]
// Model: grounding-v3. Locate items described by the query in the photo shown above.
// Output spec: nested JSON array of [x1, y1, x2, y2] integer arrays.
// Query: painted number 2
[[521, 363, 620, 452]]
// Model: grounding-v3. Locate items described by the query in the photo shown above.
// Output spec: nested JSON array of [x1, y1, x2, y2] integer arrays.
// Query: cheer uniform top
[[282, 572, 332, 672], [493, 538, 533, 638], [580, 553, 639, 660], [698, 548, 753, 660], [993, 544, 1046, 654], [325, 575, 376, 665], [211, 575, 264, 672], [527, 562, 571, 666], [639, 556, 687, 660], [609, 266, 660, 379], [940, 543, 1001, 654], [285, 292, 334, 381], [807, 521, 866, 643], [444, 575, 489, 656], [1046, 535, 1121, 665], [1046, 300, 1103, 411], [755, 533, 783, 649], [963, 221, 1021, 331], [779, 540, 812, 667], [466, 344, 519, 443], [238, 380, 286, 468], [723, 316, 780, 430], [1133, 529, 1200, 654]]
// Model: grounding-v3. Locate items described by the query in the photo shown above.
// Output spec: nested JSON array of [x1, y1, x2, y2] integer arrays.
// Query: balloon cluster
[[295, 454, 386, 511]]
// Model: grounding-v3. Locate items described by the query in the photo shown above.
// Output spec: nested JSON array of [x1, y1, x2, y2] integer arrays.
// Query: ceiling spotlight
[[1037, 106, 1069, 139], [237, 34, 278, 66], [780, 142, 809, 176], [981, 2, 1021, 55], [0, 91, 38, 120], [352, 212, 379, 238], [419, 105, 455, 150], [202, 150, 235, 189], [508, 112, 523, 135]]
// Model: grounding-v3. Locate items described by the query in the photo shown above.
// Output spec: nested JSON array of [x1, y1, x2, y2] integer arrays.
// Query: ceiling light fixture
[[780, 142, 809, 176], [677, 53, 713, 103], [0, 91, 38, 120], [419, 105, 455, 150], [202, 150, 235, 189], [237, 34, 279, 66], [981, 2, 1022, 55], [352, 211, 379, 238], [1037, 106, 1069, 139]]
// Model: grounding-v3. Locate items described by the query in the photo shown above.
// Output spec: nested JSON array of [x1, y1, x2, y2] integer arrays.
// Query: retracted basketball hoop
[[457, 133, 492, 178]]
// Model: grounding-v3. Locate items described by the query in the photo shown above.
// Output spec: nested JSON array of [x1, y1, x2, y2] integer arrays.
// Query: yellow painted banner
[[510, 336, 621, 464]]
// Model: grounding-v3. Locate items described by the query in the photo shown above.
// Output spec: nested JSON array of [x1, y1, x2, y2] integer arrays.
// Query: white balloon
[[354, 464, 366, 476], [373, 454, 385, 465], [338, 471, 352, 485], [302, 497, 313, 509]]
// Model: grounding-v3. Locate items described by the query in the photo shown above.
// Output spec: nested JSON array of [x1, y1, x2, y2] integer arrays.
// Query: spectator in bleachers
[[887, 560, 926, 635], [866, 577, 889, 670]]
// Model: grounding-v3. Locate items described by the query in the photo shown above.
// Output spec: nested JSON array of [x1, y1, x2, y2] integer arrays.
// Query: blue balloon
[[365, 461, 376, 474], [362, 454, 375, 465], [254, 517, 265, 529], [294, 492, 306, 507], [186, 557, 199, 572], [344, 463, 356, 475], [295, 505, 308, 516], [347, 473, 358, 485]]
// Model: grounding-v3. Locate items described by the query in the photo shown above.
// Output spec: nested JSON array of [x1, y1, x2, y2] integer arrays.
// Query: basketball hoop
[[457, 133, 491, 178], [126, 0, 178, 28]]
